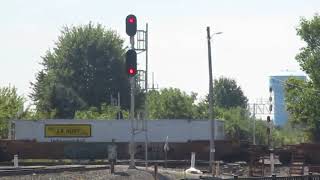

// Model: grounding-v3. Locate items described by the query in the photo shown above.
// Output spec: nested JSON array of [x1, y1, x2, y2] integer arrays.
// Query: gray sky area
[[0, 0, 319, 103]]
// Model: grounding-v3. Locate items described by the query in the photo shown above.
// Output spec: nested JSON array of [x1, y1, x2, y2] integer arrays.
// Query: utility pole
[[152, 72, 155, 90], [253, 103, 256, 145], [117, 92, 121, 119], [207, 26, 215, 174]]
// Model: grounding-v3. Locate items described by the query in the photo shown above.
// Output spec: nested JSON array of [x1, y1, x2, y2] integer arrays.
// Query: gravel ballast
[[0, 165, 175, 180]]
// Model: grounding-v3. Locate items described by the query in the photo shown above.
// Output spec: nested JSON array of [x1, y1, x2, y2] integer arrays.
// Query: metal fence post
[[13, 154, 18, 168], [111, 160, 115, 174], [262, 158, 265, 177], [308, 172, 313, 180], [154, 164, 158, 180], [272, 174, 276, 180]]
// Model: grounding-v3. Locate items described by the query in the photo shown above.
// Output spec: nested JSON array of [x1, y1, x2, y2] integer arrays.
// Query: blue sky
[[0, 0, 319, 104]]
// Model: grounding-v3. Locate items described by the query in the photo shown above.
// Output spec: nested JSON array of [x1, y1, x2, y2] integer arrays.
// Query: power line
[[269, 76, 320, 93]]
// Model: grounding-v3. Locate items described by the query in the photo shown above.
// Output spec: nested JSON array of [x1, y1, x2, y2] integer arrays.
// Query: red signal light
[[128, 68, 136, 75], [128, 17, 135, 24]]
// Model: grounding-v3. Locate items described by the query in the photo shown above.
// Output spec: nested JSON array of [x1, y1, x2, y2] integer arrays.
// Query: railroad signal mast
[[267, 115, 271, 145], [125, 14, 150, 169], [268, 87, 275, 176], [126, 14, 137, 169]]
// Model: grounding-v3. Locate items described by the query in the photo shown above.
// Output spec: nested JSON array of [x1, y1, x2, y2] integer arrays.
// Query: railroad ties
[[249, 145, 268, 177], [289, 147, 305, 176]]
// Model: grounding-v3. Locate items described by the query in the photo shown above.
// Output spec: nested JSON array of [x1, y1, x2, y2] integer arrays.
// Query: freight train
[[1, 119, 319, 166], [0, 119, 239, 161]]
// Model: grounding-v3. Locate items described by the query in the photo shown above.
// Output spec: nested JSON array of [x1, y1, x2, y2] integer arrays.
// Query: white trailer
[[13, 119, 225, 143]]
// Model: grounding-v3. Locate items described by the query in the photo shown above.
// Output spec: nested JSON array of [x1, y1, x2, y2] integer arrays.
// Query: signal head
[[267, 116, 271, 122], [125, 49, 137, 77], [126, 14, 137, 37]]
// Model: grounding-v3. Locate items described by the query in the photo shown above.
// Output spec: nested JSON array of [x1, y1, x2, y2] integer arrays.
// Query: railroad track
[[0, 165, 109, 176]]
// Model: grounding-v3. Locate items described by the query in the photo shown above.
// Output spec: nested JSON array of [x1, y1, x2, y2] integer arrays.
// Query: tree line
[[28, 22, 249, 121], [2, 13, 320, 145], [285, 14, 320, 142]]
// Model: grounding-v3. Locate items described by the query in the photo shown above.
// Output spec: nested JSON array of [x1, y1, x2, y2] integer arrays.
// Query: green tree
[[254, 119, 268, 145], [74, 103, 129, 120], [207, 107, 267, 143], [0, 86, 25, 138], [285, 14, 320, 141], [194, 77, 248, 119], [194, 99, 209, 119], [192, 77, 251, 141], [30, 23, 131, 118], [217, 107, 251, 141], [272, 123, 308, 147], [213, 77, 248, 109], [147, 88, 197, 119]]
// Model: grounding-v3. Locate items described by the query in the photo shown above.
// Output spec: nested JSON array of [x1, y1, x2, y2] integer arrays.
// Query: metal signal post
[[126, 14, 137, 169], [268, 87, 274, 175], [126, 15, 149, 169], [129, 36, 136, 169], [144, 23, 149, 169]]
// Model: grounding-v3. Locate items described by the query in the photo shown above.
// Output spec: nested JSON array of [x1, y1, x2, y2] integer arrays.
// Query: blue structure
[[269, 74, 306, 127]]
